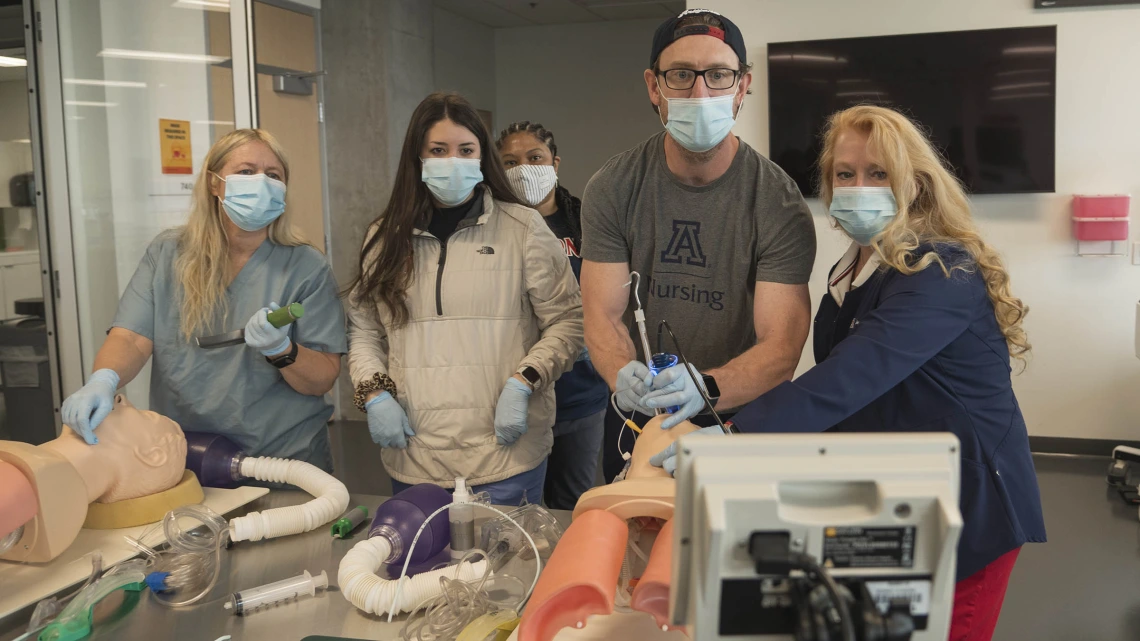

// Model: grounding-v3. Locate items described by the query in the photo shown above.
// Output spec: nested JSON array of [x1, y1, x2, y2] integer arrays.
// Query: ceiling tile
[[435, 0, 533, 27], [486, 0, 603, 25], [580, 1, 679, 21]]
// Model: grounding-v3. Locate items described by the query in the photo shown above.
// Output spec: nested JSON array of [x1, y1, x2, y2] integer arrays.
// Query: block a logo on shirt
[[660, 220, 707, 268], [477, 246, 495, 255]]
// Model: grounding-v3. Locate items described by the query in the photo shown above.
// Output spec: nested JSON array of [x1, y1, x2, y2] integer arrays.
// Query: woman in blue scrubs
[[648, 105, 1045, 641], [60, 129, 346, 469]]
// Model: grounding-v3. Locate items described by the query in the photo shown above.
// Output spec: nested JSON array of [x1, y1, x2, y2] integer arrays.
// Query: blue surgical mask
[[422, 157, 483, 207], [660, 92, 738, 153], [215, 173, 286, 232], [829, 186, 898, 246]]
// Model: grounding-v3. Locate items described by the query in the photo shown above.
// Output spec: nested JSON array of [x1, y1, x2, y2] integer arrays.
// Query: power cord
[[748, 532, 855, 641], [796, 553, 855, 641]]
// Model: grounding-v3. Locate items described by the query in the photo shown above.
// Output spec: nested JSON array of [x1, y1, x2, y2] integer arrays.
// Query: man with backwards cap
[[580, 8, 817, 481]]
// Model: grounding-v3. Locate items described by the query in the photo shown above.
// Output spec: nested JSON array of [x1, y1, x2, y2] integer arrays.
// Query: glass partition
[[57, 0, 235, 406]]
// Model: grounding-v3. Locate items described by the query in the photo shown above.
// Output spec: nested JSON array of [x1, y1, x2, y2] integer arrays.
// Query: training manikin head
[[0, 396, 188, 562], [47, 395, 187, 503]]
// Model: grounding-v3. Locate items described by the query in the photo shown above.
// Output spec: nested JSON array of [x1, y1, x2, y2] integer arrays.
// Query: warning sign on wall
[[159, 119, 192, 174]]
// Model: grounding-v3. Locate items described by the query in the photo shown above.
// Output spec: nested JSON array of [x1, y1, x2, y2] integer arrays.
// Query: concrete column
[[322, 0, 434, 417]]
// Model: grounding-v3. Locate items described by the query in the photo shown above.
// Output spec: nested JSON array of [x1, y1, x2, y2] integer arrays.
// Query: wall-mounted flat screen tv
[[768, 25, 1056, 196]]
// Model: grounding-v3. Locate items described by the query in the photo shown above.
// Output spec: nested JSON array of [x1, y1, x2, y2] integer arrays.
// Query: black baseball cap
[[649, 8, 747, 68]]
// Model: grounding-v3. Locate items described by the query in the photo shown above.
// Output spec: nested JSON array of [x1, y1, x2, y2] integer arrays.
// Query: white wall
[[495, 18, 664, 195], [702, 0, 1140, 440], [433, 7, 496, 114]]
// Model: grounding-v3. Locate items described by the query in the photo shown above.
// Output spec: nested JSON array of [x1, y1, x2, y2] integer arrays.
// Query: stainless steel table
[[0, 492, 571, 641]]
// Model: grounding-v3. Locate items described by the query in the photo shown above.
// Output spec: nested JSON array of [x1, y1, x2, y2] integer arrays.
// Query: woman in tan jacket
[[346, 92, 584, 505]]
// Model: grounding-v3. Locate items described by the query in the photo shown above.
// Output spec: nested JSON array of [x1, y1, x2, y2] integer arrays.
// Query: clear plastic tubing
[[223, 570, 329, 615], [449, 477, 475, 561]]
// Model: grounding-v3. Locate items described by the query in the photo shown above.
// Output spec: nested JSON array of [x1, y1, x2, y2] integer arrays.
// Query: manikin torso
[[520, 415, 700, 640]]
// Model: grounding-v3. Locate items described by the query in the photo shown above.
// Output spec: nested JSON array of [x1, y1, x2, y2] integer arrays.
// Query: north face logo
[[660, 220, 707, 267], [477, 246, 495, 255]]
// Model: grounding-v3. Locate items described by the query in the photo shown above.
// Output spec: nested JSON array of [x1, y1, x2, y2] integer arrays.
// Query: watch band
[[518, 366, 542, 389], [266, 340, 299, 369], [701, 373, 720, 410]]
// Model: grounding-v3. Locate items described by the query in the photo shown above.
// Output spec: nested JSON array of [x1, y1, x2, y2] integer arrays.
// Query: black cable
[[793, 553, 856, 641], [655, 320, 736, 434]]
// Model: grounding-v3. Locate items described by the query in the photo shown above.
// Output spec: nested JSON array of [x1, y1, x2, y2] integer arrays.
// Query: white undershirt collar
[[828, 242, 881, 306]]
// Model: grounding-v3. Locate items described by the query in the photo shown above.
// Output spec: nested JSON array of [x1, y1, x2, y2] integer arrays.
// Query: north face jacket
[[347, 188, 584, 487]]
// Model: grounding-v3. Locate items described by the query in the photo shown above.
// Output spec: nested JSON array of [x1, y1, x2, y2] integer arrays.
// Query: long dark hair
[[350, 92, 522, 327]]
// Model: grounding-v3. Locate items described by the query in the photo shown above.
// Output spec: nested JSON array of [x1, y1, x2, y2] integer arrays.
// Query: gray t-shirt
[[582, 131, 816, 374], [112, 233, 348, 470]]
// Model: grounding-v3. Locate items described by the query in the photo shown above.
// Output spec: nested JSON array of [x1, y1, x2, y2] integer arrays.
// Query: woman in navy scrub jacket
[[648, 105, 1045, 641]]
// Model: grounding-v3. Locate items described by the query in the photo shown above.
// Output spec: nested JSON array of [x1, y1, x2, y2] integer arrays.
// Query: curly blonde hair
[[818, 105, 1030, 365]]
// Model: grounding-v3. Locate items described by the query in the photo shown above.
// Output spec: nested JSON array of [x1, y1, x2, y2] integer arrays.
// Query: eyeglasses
[[657, 67, 741, 91]]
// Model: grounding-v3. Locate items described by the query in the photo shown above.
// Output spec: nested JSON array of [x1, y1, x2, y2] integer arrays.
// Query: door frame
[[249, 0, 330, 256], [22, 0, 64, 430], [30, 0, 78, 426], [250, 0, 340, 417]]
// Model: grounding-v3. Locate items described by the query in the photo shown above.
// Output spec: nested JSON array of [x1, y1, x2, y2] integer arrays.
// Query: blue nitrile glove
[[615, 360, 654, 415], [648, 425, 725, 476], [60, 368, 120, 445], [495, 377, 533, 445], [245, 301, 292, 356], [643, 363, 707, 429], [365, 392, 415, 449]]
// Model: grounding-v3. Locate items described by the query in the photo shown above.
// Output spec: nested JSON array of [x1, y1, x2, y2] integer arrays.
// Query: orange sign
[[159, 119, 192, 174]]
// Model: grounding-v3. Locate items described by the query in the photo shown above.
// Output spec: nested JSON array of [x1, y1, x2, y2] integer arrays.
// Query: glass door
[[47, 0, 248, 408]]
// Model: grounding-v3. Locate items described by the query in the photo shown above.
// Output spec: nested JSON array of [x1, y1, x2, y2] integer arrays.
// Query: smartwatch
[[518, 366, 542, 389], [266, 340, 299, 369], [701, 373, 721, 410]]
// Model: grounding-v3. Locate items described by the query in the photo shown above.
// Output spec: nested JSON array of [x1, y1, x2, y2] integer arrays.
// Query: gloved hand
[[365, 392, 414, 449], [494, 377, 533, 445], [648, 425, 725, 476], [245, 302, 292, 356], [61, 368, 120, 445], [643, 363, 707, 429], [615, 360, 654, 415]]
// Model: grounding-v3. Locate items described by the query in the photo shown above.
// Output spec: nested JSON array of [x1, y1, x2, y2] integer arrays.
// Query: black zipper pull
[[435, 239, 447, 316]]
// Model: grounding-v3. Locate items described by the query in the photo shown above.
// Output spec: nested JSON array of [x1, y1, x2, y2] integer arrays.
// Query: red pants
[[949, 548, 1021, 641]]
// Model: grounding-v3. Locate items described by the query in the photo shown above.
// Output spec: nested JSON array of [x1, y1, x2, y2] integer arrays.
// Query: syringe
[[223, 570, 329, 615]]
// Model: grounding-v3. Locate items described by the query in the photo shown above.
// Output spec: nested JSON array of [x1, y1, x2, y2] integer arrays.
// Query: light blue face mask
[[216, 173, 287, 232], [660, 92, 738, 153], [422, 157, 483, 207], [829, 186, 898, 246]]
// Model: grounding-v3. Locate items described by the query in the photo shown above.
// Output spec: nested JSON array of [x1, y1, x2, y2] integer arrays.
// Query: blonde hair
[[818, 105, 1031, 365], [176, 128, 308, 340]]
